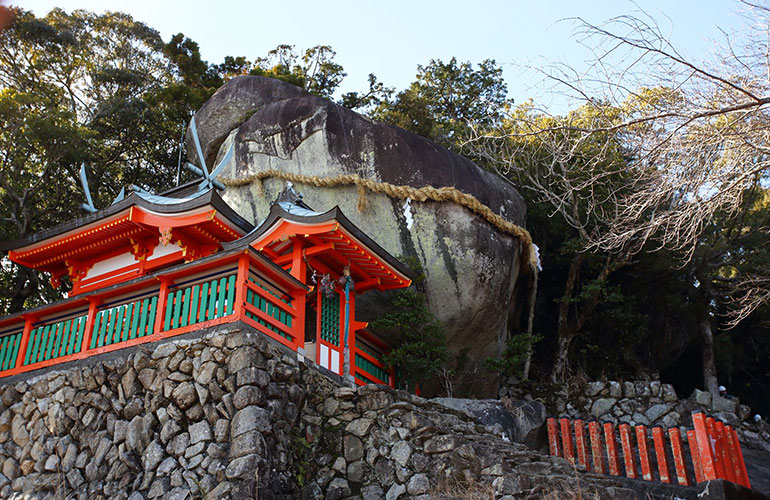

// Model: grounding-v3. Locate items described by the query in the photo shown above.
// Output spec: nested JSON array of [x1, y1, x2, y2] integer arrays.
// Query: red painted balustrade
[[0, 250, 300, 378], [546, 413, 750, 489], [0, 247, 394, 387]]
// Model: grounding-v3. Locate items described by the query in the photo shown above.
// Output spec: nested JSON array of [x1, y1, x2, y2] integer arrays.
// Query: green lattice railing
[[25, 314, 88, 365], [355, 352, 390, 384], [91, 297, 157, 349], [0, 331, 22, 372], [164, 274, 236, 331], [0, 254, 313, 379]]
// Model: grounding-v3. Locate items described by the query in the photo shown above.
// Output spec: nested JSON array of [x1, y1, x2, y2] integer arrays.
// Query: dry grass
[[427, 477, 496, 500]]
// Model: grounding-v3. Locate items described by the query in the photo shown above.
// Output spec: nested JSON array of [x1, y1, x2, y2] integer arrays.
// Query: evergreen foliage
[[369, 258, 449, 392]]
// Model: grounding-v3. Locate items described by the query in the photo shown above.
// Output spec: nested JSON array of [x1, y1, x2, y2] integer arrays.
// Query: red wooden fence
[[546, 412, 750, 489]]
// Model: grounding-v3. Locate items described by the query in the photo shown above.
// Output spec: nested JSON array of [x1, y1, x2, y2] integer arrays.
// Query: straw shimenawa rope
[[219, 169, 536, 270]]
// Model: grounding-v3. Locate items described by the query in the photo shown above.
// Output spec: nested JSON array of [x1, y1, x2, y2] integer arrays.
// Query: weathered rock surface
[[432, 397, 545, 445], [188, 75, 528, 396]]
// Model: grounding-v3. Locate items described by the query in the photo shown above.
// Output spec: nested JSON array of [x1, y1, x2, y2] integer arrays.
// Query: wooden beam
[[129, 206, 218, 228], [290, 239, 306, 351], [273, 242, 334, 265], [80, 297, 101, 353], [251, 221, 339, 249], [354, 277, 380, 292], [307, 256, 337, 277], [257, 245, 281, 261]]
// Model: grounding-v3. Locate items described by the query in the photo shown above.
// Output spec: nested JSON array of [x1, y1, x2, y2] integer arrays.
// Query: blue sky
[[15, 0, 744, 110]]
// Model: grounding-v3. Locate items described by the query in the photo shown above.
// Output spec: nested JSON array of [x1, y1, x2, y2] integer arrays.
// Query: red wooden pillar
[[347, 285, 357, 382], [574, 419, 590, 471], [589, 421, 605, 473], [668, 427, 690, 486], [652, 427, 671, 484], [233, 252, 250, 322], [14, 314, 37, 369], [636, 425, 653, 481], [604, 422, 622, 476], [688, 429, 705, 483], [560, 418, 574, 463], [723, 426, 740, 485], [692, 413, 717, 481], [153, 277, 172, 336], [337, 288, 346, 376], [547, 418, 561, 457], [619, 423, 637, 479], [81, 298, 101, 352], [729, 427, 751, 488], [315, 291, 322, 366], [290, 239, 306, 352]]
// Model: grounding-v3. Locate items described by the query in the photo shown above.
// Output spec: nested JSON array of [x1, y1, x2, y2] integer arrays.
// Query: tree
[[0, 7, 221, 314], [370, 259, 449, 393], [250, 44, 346, 99], [472, 100, 641, 382], [373, 58, 510, 151], [469, 1, 770, 391], [374, 288, 449, 392], [339, 73, 394, 114]]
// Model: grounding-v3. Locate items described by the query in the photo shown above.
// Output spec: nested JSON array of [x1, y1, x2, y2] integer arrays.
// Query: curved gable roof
[[224, 203, 416, 282], [0, 189, 253, 253]]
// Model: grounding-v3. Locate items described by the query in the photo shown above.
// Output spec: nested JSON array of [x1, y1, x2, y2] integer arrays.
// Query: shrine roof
[[0, 189, 253, 254], [224, 203, 416, 285]]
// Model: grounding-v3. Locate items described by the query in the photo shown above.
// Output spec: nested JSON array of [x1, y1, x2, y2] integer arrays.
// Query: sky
[[13, 0, 746, 110]]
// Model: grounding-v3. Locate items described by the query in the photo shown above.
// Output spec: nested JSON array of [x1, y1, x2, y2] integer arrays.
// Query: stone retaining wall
[[0, 324, 720, 499], [294, 371, 699, 500], [0, 325, 303, 499], [500, 376, 770, 453]]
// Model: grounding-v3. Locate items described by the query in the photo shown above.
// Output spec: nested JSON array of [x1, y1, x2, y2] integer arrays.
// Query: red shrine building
[[0, 182, 413, 387]]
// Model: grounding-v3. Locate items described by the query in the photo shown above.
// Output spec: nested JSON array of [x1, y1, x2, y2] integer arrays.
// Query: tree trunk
[[8, 265, 36, 314], [550, 252, 623, 382], [700, 317, 719, 395], [522, 270, 538, 381], [551, 332, 575, 382], [551, 254, 585, 382]]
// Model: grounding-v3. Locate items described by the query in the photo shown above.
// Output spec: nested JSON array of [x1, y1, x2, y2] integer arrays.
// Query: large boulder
[[189, 76, 528, 397], [431, 397, 545, 446]]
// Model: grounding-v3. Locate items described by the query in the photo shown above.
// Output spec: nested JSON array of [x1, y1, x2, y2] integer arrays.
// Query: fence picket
[[548, 415, 749, 489], [589, 421, 604, 473], [0, 337, 9, 370], [58, 321, 71, 358], [207, 280, 217, 320], [560, 418, 574, 463], [636, 425, 653, 481], [146, 297, 157, 336]]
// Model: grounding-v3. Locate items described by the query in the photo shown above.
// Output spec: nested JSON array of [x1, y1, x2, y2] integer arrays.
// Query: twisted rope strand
[[219, 169, 535, 269]]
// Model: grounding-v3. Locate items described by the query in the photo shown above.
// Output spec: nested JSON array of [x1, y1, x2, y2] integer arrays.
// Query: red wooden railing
[[0, 248, 395, 388], [353, 346, 392, 386], [0, 250, 303, 379], [546, 413, 750, 489]]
